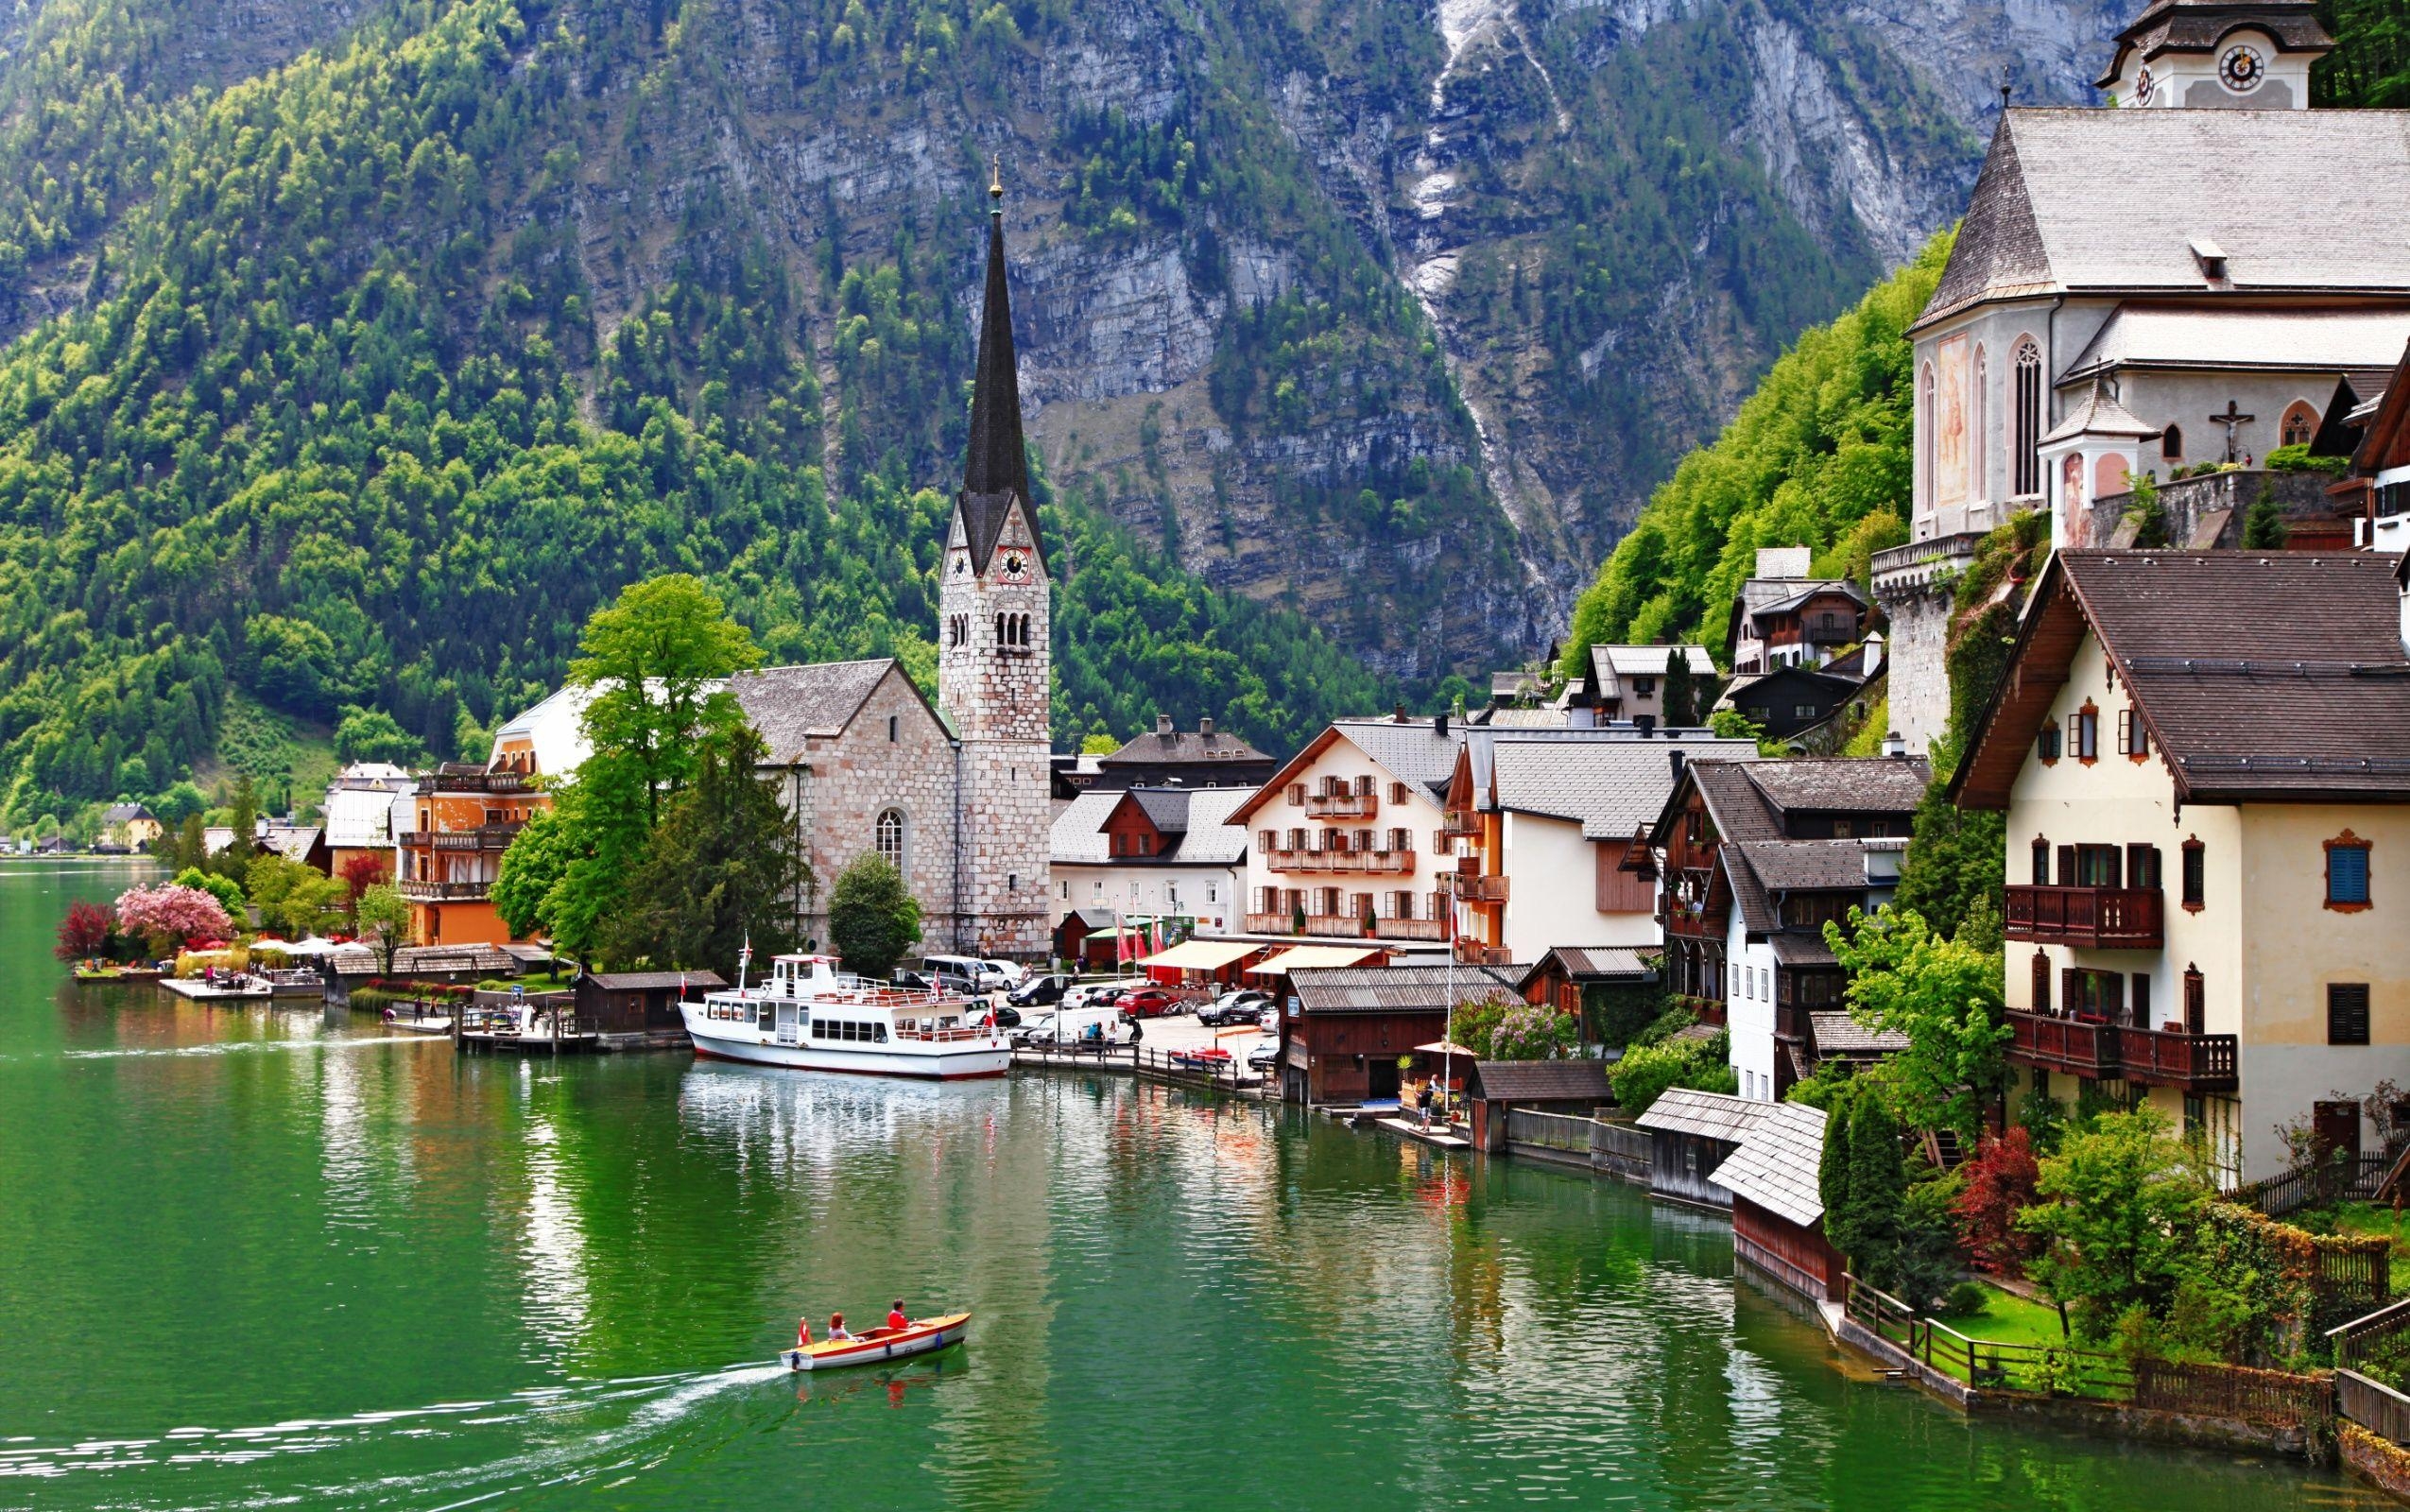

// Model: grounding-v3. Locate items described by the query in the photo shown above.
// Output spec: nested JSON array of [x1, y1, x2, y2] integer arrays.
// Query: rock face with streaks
[[0, 0, 2130, 679]]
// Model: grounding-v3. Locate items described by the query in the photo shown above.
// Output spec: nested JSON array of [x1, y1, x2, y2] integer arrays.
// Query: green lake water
[[0, 860, 2370, 1508]]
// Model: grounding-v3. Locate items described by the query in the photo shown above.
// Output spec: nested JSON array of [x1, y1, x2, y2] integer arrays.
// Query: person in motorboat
[[798, 1316, 813, 1349], [887, 1300, 910, 1332], [828, 1313, 855, 1342]]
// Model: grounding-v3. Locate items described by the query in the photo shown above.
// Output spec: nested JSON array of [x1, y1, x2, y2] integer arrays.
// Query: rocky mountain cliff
[[0, 0, 2125, 686]]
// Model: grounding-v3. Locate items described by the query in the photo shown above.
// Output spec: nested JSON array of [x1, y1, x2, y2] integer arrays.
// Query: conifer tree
[[1662, 648, 1698, 727]]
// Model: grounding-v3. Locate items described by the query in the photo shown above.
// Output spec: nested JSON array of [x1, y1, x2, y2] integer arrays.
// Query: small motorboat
[[1167, 1047, 1233, 1072], [781, 1312, 970, 1371]]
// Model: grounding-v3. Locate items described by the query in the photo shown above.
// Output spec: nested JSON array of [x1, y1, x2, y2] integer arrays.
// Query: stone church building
[[494, 186, 1053, 960], [1874, 0, 2410, 751]]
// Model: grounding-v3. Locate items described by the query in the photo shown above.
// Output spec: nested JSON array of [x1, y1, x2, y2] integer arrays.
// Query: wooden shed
[[1282, 960, 1514, 1107], [1710, 1101, 1845, 1303], [1633, 1088, 1774, 1208], [1464, 1058, 1614, 1153], [574, 970, 729, 1043], [325, 944, 515, 1006]]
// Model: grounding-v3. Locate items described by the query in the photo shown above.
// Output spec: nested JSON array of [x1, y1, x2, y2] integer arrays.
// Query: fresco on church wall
[[2092, 454, 2129, 500], [2061, 455, 2092, 547], [1933, 334, 1970, 512]]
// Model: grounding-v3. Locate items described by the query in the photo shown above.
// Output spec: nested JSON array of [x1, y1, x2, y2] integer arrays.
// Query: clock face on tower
[[2134, 65, 2155, 104], [1002, 552, 1027, 581], [2219, 43, 2265, 94], [952, 553, 970, 578]]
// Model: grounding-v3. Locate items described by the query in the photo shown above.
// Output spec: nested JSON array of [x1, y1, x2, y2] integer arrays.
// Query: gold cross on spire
[[989, 151, 1003, 205]]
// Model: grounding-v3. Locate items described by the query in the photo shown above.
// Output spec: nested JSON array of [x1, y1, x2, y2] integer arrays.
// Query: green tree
[[1827, 1087, 1908, 1286], [335, 705, 429, 766], [599, 723, 808, 980], [827, 853, 921, 980], [173, 866, 246, 920], [493, 808, 574, 943], [152, 781, 208, 826], [2020, 1106, 2210, 1342], [2243, 484, 2290, 549], [354, 884, 413, 974], [1662, 647, 1699, 727], [268, 872, 351, 940], [1608, 1031, 1735, 1114], [1825, 907, 2009, 1143], [224, 775, 260, 865]]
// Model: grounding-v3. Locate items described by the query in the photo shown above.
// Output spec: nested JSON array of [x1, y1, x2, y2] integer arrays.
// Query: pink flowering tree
[[114, 884, 235, 955]]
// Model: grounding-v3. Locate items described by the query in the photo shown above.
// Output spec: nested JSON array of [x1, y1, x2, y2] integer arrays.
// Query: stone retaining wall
[[2344, 1424, 2410, 1505]]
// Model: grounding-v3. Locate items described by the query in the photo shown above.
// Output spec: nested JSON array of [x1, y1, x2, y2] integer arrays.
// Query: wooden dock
[[1376, 1116, 1470, 1150]]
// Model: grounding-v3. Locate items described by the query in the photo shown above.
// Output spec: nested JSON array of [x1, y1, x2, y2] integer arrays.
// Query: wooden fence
[[2131, 1360, 2331, 1428], [2234, 1152, 2393, 1218], [1503, 1108, 1649, 1179], [2340, 1370, 2410, 1445], [1014, 1042, 1264, 1094], [2330, 1296, 2410, 1373]]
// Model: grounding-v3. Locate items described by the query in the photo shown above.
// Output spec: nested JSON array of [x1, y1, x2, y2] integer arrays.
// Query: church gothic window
[[2013, 339, 2043, 496], [876, 809, 907, 871], [2161, 424, 2183, 462], [2281, 402, 2316, 450]]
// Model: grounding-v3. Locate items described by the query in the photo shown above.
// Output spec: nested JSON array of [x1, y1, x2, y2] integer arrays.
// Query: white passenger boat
[[681, 954, 1010, 1080]]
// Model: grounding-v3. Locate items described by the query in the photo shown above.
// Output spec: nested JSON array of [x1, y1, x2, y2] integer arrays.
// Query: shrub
[[116, 884, 235, 954], [2264, 443, 2349, 475], [1489, 1003, 1576, 1060], [54, 900, 113, 962], [1943, 1281, 1990, 1318], [1608, 1031, 1734, 1114], [1954, 1127, 2044, 1277]]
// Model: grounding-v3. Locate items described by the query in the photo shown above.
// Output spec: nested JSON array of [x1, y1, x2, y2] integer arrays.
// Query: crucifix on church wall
[[2210, 400, 2255, 464]]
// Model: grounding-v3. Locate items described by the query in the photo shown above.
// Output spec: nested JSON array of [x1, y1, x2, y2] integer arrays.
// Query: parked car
[[922, 954, 1013, 990], [1114, 987, 1178, 1019], [899, 967, 979, 996], [1007, 973, 1076, 1007], [970, 1003, 1022, 1030], [1258, 1006, 1282, 1031], [1246, 1035, 1282, 1072], [1197, 990, 1269, 1027], [1009, 1013, 1055, 1047], [1061, 979, 1142, 1013], [980, 958, 1029, 989]]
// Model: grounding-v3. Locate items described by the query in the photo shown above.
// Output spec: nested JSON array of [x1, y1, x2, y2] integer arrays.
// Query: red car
[[1114, 988, 1177, 1019]]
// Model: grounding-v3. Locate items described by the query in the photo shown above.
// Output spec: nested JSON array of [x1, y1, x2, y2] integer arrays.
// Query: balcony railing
[[1244, 913, 1294, 935], [2005, 1009, 2238, 1091], [1441, 811, 1482, 840], [1306, 791, 1379, 819], [398, 824, 525, 852], [1442, 872, 1509, 903], [399, 879, 493, 902], [1266, 849, 1416, 876], [1455, 939, 1516, 967], [2005, 885, 2165, 950], [1305, 915, 1368, 938], [415, 771, 538, 796], [1373, 917, 1448, 941]]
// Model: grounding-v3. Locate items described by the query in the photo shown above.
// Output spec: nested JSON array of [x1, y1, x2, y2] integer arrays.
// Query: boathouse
[[574, 971, 728, 1045], [1711, 1101, 1844, 1303], [1464, 1058, 1614, 1154], [324, 945, 516, 1006], [1633, 1088, 1772, 1207], [1282, 961, 1519, 1106]]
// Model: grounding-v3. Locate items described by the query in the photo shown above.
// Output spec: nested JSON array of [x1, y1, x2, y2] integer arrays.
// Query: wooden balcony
[[2005, 1010, 2238, 1091], [1307, 791, 1379, 819], [1266, 849, 1415, 876], [1305, 915, 1369, 938], [1244, 913, 1297, 936], [1441, 810, 1482, 840], [399, 823, 524, 852], [2004, 885, 2164, 950], [1373, 917, 1447, 941], [415, 771, 538, 796], [1442, 872, 1509, 903], [400, 879, 492, 902], [1455, 939, 1517, 967]]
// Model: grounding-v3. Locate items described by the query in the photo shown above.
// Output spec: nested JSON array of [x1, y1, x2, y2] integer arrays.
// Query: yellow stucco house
[[1953, 549, 2410, 1185], [98, 803, 163, 850]]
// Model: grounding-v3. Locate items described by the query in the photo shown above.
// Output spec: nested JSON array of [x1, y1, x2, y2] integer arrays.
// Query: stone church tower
[[938, 173, 1052, 958]]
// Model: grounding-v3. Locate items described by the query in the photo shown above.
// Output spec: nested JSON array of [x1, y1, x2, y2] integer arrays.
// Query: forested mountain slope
[[0, 0, 2144, 822]]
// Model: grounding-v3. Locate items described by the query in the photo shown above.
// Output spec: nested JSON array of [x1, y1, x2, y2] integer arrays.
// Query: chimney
[[1156, 713, 1174, 737], [1863, 630, 1885, 677], [1668, 748, 1686, 778], [1198, 716, 1214, 737], [1883, 730, 1908, 759], [1636, 714, 1657, 737], [1394, 703, 1409, 723], [1435, 712, 1450, 739]]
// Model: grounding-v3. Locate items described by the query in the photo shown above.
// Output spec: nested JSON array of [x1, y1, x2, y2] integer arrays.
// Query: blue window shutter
[[2332, 845, 2371, 905]]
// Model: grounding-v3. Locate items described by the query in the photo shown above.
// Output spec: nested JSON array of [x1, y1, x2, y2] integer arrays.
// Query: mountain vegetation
[[1554, 232, 1947, 669], [0, 0, 1388, 829]]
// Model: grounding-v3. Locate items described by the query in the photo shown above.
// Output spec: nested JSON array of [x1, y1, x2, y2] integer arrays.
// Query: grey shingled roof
[[731, 661, 907, 761], [1810, 1012, 1911, 1057], [1291, 962, 1523, 1014], [334, 945, 515, 978], [1050, 792, 1122, 865], [102, 803, 153, 822], [2040, 381, 2161, 446], [1129, 789, 1192, 835], [1171, 787, 1258, 865], [586, 971, 728, 991], [1489, 735, 1760, 838], [1921, 110, 2410, 328], [1745, 758, 1931, 819], [1768, 933, 1841, 969], [2064, 552, 2410, 799], [1100, 727, 1272, 767], [1332, 717, 1467, 797], [1472, 1058, 1612, 1104], [1541, 946, 1653, 981], [1636, 1087, 1775, 1142], [1709, 1102, 1830, 1228], [1728, 839, 1877, 892], [1592, 644, 1715, 679], [2063, 307, 2410, 382]]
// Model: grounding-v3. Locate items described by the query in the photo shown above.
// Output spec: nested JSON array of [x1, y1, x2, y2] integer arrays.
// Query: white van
[[922, 954, 1009, 990], [1043, 1002, 1128, 1048]]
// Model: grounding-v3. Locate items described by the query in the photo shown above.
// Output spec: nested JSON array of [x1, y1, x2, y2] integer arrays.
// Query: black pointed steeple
[[958, 157, 1041, 572]]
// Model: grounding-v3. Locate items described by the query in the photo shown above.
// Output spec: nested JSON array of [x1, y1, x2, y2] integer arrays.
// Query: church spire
[[957, 156, 1039, 569]]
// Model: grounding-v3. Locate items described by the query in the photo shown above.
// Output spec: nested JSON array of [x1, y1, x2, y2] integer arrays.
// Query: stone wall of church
[[774, 667, 964, 959], [955, 739, 1053, 957], [1870, 536, 1982, 755]]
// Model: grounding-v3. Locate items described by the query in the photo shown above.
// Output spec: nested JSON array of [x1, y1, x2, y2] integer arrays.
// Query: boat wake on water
[[0, 1362, 798, 1506]]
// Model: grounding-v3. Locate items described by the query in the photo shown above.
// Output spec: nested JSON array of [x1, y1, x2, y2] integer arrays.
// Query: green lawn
[[2289, 1201, 2410, 1295], [1938, 1283, 2069, 1348]]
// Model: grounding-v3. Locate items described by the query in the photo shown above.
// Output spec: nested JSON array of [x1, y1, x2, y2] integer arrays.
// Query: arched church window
[[2281, 402, 2316, 450], [1917, 364, 1936, 505], [1971, 345, 1988, 499], [2161, 424, 2183, 461], [876, 809, 907, 871], [2013, 339, 2043, 496], [994, 613, 1007, 647]]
